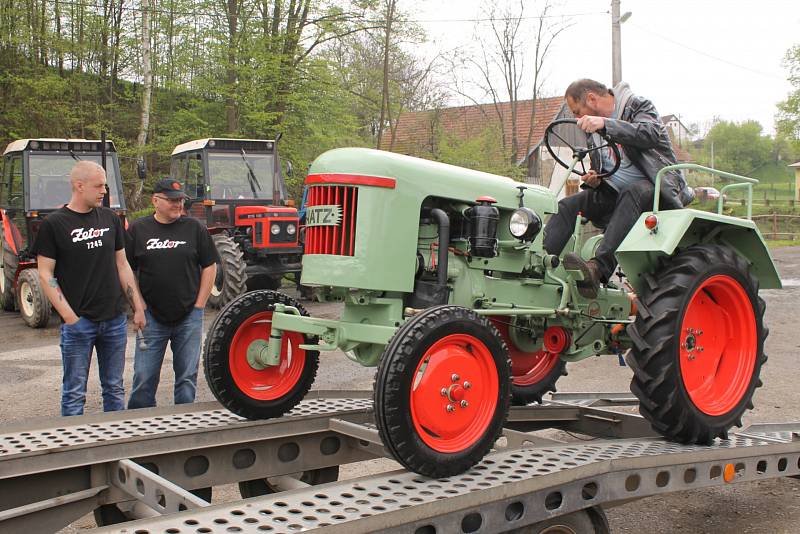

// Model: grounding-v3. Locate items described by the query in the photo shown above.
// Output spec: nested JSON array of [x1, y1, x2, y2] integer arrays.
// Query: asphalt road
[[1, 247, 800, 533]]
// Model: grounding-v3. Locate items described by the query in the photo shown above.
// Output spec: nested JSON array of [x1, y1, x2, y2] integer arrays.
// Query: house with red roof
[[379, 98, 692, 192]]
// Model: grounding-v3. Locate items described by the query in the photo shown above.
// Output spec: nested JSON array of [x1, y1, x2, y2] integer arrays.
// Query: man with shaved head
[[32, 160, 146, 416]]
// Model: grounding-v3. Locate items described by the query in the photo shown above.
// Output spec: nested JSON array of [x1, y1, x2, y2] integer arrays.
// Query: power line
[[403, 11, 608, 23], [627, 22, 785, 81]]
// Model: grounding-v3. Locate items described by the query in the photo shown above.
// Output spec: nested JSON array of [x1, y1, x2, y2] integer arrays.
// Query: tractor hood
[[302, 148, 556, 293], [308, 148, 556, 214]]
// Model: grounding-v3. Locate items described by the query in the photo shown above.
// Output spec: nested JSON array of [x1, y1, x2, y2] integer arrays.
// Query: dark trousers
[[543, 180, 655, 280]]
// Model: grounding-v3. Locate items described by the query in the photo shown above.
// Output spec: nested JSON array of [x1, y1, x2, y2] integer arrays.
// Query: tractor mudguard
[[616, 208, 781, 295]]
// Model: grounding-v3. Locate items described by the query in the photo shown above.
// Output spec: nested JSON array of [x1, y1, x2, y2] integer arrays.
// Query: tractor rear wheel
[[374, 305, 511, 478], [17, 268, 50, 328], [0, 237, 16, 311], [490, 318, 567, 405], [238, 466, 339, 498], [627, 244, 767, 443], [208, 234, 247, 309], [204, 290, 319, 420]]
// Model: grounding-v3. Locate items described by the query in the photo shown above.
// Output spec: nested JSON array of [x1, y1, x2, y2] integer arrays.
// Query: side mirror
[[136, 159, 147, 181], [285, 160, 293, 178]]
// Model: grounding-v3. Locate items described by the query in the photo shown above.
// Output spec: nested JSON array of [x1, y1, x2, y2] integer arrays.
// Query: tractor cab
[[0, 138, 127, 326], [170, 138, 301, 307]]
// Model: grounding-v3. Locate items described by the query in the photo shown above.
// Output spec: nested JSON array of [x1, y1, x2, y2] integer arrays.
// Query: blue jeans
[[60, 313, 127, 416], [128, 307, 203, 409]]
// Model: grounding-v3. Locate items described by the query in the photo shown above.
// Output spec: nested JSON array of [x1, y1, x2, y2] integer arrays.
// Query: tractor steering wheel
[[544, 118, 621, 179]]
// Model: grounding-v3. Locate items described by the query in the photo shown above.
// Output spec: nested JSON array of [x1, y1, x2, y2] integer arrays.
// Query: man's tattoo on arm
[[49, 278, 63, 301], [126, 284, 136, 312]]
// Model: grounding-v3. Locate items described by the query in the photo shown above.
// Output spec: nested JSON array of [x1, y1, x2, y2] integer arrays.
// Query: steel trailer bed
[[1, 391, 798, 533]]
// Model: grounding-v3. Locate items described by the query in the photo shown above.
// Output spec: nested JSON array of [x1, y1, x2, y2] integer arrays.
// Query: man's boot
[[563, 252, 601, 299]]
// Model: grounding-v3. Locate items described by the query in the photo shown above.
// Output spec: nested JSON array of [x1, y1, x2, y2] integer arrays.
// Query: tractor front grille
[[305, 185, 357, 256]]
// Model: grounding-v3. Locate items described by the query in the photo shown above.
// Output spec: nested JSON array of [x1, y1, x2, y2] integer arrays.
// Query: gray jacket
[[589, 85, 694, 209]]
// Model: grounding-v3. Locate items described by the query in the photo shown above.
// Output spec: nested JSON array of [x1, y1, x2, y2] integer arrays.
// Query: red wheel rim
[[490, 319, 559, 386], [229, 311, 307, 400], [679, 275, 757, 416], [409, 333, 499, 453]]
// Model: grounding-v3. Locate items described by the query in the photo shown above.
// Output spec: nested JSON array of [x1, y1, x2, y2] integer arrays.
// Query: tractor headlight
[[509, 208, 542, 242], [286, 224, 296, 235], [271, 224, 281, 235]]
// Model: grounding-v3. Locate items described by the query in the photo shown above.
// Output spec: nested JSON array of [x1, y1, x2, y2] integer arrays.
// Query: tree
[[699, 120, 772, 175], [448, 0, 568, 165], [134, 0, 154, 206], [777, 44, 800, 157]]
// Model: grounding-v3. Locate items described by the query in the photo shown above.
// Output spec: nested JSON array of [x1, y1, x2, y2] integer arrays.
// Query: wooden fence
[[751, 214, 800, 240]]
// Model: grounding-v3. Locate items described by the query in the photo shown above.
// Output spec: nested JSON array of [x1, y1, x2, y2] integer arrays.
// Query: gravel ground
[[2, 247, 800, 533]]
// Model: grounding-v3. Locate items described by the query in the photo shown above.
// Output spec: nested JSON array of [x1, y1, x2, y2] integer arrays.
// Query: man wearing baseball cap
[[126, 178, 219, 408]]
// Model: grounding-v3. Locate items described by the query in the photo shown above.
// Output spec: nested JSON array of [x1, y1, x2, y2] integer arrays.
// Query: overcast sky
[[411, 0, 799, 135]]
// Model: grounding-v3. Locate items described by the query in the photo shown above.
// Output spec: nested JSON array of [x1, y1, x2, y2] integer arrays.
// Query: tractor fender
[[1, 209, 21, 255], [616, 208, 781, 295]]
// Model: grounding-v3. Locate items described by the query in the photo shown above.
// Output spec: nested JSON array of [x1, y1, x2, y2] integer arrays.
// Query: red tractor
[[169, 138, 301, 308], [0, 138, 128, 327]]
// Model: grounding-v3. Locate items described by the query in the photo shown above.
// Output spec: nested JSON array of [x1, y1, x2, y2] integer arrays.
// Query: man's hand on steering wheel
[[581, 170, 601, 188], [576, 115, 605, 134], [543, 118, 621, 179]]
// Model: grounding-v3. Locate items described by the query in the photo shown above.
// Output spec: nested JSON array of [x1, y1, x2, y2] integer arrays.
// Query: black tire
[[208, 234, 247, 309], [204, 290, 319, 420], [238, 466, 339, 498], [17, 268, 51, 328], [245, 274, 283, 292], [503, 507, 610, 534], [627, 244, 767, 444], [93, 487, 212, 526], [374, 305, 511, 478], [512, 360, 567, 406], [490, 318, 568, 405], [0, 236, 16, 311]]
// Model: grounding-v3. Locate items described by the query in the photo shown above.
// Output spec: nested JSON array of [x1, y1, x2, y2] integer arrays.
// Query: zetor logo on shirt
[[146, 238, 187, 250], [72, 227, 110, 249]]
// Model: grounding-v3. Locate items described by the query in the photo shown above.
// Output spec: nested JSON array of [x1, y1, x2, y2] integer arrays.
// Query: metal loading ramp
[[1, 393, 799, 533]]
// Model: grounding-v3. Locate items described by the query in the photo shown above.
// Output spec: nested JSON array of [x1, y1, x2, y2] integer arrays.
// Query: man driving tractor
[[543, 78, 695, 297]]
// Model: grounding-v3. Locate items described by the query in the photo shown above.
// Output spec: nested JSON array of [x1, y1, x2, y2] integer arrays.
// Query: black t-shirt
[[31, 206, 126, 322], [126, 216, 219, 325]]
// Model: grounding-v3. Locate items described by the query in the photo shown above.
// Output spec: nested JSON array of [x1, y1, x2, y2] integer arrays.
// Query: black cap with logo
[[152, 178, 188, 199]]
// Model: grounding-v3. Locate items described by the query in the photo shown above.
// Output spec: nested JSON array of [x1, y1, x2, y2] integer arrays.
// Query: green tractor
[[203, 120, 780, 478]]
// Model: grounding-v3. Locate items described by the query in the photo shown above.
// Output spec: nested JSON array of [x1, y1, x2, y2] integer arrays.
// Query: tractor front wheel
[[208, 234, 247, 309], [374, 305, 511, 477], [17, 269, 50, 328], [204, 290, 319, 420], [627, 244, 767, 443], [0, 236, 17, 311], [246, 274, 283, 292]]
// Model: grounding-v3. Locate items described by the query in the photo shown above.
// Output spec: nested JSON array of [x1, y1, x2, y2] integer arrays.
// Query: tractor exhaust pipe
[[430, 208, 449, 288], [405, 208, 450, 310]]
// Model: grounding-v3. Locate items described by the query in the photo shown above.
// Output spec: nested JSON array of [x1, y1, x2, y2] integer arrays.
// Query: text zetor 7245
[[203, 136, 780, 478]]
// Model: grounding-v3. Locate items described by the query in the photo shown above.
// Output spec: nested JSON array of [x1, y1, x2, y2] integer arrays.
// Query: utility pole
[[611, 1, 631, 87]]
